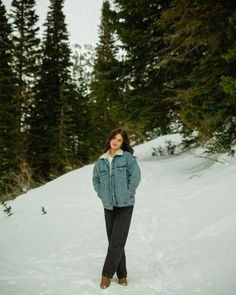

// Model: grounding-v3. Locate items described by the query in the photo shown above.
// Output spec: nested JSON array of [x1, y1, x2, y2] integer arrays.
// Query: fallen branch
[[187, 151, 228, 164]]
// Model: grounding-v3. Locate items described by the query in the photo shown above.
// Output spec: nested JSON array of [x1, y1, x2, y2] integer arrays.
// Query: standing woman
[[92, 128, 141, 289]]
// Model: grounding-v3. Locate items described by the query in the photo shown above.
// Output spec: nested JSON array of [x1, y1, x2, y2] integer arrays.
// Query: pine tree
[[111, 0, 174, 137], [10, 0, 40, 148], [70, 45, 96, 164], [90, 0, 122, 155], [0, 0, 19, 197], [11, 0, 40, 88], [112, 0, 236, 150], [218, 13, 236, 153], [164, 0, 236, 151], [28, 0, 73, 179]]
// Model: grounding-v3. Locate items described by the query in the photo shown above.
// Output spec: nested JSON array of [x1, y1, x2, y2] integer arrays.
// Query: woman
[[92, 128, 141, 289]]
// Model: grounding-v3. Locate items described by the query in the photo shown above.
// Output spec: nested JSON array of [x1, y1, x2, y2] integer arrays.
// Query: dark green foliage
[[10, 0, 40, 150], [163, 1, 236, 151], [66, 80, 93, 165], [90, 0, 123, 156], [173, 1, 236, 151], [27, 0, 74, 179], [11, 0, 40, 89], [110, 0, 175, 135], [70, 45, 101, 163], [111, 0, 236, 151], [1, 0, 236, 199], [0, 0, 19, 197]]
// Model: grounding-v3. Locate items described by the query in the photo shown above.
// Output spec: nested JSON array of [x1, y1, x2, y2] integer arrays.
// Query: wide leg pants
[[102, 205, 134, 279]]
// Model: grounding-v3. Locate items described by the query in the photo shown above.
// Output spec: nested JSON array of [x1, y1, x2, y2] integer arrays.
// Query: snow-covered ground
[[1, 133, 236, 295]]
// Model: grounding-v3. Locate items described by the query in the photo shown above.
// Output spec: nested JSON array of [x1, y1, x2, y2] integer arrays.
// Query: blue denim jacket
[[92, 149, 141, 210]]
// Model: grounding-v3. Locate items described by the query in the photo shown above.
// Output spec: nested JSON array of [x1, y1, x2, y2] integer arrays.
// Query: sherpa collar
[[100, 148, 123, 159]]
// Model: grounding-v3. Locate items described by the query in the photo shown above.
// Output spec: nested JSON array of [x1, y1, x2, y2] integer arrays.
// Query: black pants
[[102, 206, 134, 279]]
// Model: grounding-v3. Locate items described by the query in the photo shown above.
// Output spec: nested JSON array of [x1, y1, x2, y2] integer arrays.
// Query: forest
[[0, 0, 236, 200]]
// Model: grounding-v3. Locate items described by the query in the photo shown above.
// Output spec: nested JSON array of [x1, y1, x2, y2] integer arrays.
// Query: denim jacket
[[92, 149, 141, 210]]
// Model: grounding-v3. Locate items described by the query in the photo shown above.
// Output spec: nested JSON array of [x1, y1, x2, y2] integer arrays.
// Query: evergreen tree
[[70, 45, 96, 163], [28, 0, 73, 179], [10, 0, 40, 150], [11, 0, 40, 89], [111, 0, 174, 137], [161, 0, 236, 151], [90, 0, 122, 156], [112, 0, 236, 150], [218, 12, 236, 153], [0, 0, 19, 197]]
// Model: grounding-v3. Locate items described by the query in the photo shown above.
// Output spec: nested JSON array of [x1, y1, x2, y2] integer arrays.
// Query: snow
[[1, 133, 236, 295]]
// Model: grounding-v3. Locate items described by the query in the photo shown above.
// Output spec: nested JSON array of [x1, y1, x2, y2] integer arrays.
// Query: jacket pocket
[[116, 166, 128, 186], [99, 170, 110, 203], [115, 166, 130, 203], [99, 170, 108, 183]]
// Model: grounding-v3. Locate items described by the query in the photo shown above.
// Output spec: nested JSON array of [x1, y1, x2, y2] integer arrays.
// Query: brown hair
[[104, 128, 134, 155]]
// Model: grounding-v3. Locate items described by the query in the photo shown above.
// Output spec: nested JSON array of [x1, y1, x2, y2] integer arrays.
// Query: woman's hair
[[104, 128, 134, 154]]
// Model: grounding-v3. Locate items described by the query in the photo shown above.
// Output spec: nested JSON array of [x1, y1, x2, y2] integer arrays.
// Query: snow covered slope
[[1, 134, 236, 295]]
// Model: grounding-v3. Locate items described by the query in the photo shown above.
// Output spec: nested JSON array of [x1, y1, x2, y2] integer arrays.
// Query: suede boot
[[118, 277, 128, 286], [100, 276, 111, 289]]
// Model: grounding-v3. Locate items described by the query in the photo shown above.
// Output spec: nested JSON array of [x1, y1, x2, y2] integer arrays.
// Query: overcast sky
[[2, 0, 104, 46]]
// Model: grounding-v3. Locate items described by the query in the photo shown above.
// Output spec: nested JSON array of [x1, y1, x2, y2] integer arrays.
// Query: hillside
[[1, 134, 236, 295]]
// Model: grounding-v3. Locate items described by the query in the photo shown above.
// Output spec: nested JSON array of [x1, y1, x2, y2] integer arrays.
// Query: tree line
[[0, 0, 235, 200]]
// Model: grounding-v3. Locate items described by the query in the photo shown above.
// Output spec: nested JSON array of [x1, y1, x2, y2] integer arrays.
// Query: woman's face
[[110, 133, 123, 150]]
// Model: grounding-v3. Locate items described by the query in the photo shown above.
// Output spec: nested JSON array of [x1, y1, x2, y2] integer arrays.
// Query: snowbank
[[1, 134, 236, 294]]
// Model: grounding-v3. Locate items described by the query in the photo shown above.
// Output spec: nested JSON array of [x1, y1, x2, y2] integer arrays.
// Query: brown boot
[[118, 277, 128, 286], [100, 276, 111, 289]]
